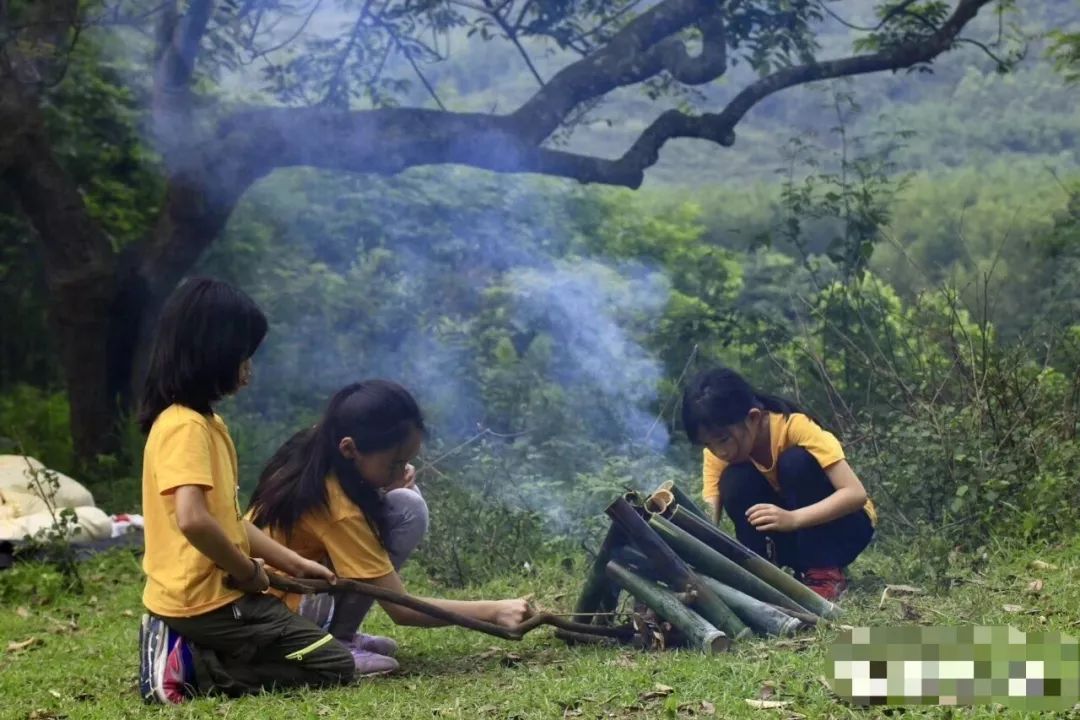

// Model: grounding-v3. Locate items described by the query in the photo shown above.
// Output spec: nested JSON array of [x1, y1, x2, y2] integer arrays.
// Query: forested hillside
[[1, 0, 1078, 585]]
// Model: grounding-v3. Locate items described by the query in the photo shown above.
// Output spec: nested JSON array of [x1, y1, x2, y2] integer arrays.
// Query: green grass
[[2, 540, 1079, 720]]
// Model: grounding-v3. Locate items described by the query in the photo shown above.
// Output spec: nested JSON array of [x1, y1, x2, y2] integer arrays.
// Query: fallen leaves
[[1030, 560, 1058, 572], [1002, 604, 1024, 613], [7, 637, 41, 653], [638, 684, 674, 701], [674, 700, 716, 716], [1027, 579, 1044, 595], [15, 606, 30, 620]]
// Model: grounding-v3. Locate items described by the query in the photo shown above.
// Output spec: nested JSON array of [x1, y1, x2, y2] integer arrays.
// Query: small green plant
[[19, 454, 83, 593]]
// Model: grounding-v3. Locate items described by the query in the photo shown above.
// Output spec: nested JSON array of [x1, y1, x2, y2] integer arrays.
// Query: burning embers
[[568, 482, 840, 654]]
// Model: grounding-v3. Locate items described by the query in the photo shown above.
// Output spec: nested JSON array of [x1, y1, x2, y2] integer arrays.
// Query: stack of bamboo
[[569, 482, 841, 654]]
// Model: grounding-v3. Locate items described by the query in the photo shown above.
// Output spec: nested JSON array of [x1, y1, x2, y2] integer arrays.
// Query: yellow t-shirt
[[701, 412, 877, 526], [261, 473, 393, 611], [142, 405, 249, 617]]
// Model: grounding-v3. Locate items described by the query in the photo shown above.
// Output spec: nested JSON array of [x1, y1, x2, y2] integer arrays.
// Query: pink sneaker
[[139, 614, 194, 704], [347, 646, 399, 677], [801, 567, 848, 600], [351, 633, 398, 658]]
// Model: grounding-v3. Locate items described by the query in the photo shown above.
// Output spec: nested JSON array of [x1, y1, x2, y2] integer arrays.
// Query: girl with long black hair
[[249, 380, 531, 676], [138, 277, 353, 704], [682, 366, 875, 600]]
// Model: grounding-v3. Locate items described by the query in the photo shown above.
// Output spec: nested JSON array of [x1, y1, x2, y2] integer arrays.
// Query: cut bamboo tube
[[663, 481, 712, 521], [606, 561, 729, 654], [667, 506, 841, 619], [606, 498, 751, 640], [765, 602, 820, 626], [645, 488, 675, 515], [572, 525, 624, 623], [697, 576, 803, 637], [648, 514, 812, 616]]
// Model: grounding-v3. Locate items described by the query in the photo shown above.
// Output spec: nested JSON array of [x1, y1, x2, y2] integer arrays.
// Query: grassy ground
[[2, 538, 1079, 720]]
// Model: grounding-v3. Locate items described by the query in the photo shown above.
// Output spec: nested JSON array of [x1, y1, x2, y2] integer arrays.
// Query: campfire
[[564, 481, 840, 654], [263, 480, 839, 652]]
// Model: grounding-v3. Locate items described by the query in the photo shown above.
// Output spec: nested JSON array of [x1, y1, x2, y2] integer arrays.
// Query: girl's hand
[[387, 463, 418, 492], [491, 598, 532, 628], [229, 557, 271, 593], [293, 557, 338, 584], [746, 504, 800, 533]]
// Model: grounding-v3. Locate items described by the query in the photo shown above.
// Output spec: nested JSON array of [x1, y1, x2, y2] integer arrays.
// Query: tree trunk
[[1, 78, 121, 465]]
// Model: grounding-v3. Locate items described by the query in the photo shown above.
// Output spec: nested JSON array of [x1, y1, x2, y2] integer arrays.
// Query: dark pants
[[720, 447, 873, 572], [160, 593, 355, 697]]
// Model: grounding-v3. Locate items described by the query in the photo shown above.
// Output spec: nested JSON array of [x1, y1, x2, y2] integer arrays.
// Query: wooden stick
[[265, 572, 636, 642], [572, 525, 623, 623]]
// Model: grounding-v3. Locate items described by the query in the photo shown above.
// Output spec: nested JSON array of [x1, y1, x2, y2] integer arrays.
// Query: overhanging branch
[[205, 0, 995, 198]]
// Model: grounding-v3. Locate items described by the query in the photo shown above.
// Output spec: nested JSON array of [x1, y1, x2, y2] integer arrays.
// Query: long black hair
[[681, 366, 809, 445], [138, 277, 268, 433], [248, 380, 425, 541]]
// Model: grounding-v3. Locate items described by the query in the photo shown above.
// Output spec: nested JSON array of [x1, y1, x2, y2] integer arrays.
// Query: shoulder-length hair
[[138, 277, 267, 432]]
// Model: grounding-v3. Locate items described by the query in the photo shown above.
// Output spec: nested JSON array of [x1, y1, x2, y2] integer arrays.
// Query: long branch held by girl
[[248, 381, 532, 677], [138, 278, 356, 705], [682, 367, 876, 600]]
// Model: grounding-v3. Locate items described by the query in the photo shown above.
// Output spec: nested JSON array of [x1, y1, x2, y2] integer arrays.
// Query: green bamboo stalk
[[667, 482, 711, 521], [648, 513, 812, 616], [696, 576, 803, 637], [668, 506, 841, 620], [606, 498, 752, 640], [605, 561, 729, 654], [572, 525, 623, 624]]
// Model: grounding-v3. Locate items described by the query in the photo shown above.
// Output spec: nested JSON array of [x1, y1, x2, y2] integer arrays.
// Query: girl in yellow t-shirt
[[138, 277, 353, 705], [248, 380, 531, 676], [681, 367, 875, 600]]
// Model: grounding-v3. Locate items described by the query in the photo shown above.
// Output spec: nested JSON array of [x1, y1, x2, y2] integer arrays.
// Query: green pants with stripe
[[160, 593, 355, 697]]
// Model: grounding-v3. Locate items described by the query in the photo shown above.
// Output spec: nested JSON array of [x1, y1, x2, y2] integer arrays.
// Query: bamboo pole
[[263, 572, 636, 642], [572, 525, 624, 623], [765, 602, 820, 626], [662, 481, 712, 521], [605, 561, 729, 654], [606, 498, 751, 640], [696, 576, 804, 637], [648, 514, 812, 616], [645, 488, 675, 515], [667, 506, 841, 620]]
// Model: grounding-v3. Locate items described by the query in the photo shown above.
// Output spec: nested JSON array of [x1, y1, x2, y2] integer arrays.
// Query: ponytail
[[682, 367, 819, 443], [248, 380, 424, 542]]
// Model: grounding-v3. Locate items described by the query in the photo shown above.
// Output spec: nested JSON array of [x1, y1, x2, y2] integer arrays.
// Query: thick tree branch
[[213, 0, 992, 193], [511, 0, 722, 142], [154, 0, 214, 92], [657, 12, 726, 84], [152, 0, 214, 161]]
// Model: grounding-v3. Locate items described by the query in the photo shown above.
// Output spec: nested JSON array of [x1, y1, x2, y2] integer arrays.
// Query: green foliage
[[15, 457, 84, 593], [40, 38, 162, 249], [0, 386, 74, 474], [0, 562, 71, 605], [1047, 1, 1080, 83]]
